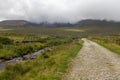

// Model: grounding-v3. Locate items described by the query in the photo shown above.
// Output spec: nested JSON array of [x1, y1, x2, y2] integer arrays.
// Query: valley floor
[[63, 38, 120, 80]]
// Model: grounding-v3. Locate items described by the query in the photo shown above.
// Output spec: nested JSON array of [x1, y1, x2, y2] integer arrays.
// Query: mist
[[0, 0, 120, 23]]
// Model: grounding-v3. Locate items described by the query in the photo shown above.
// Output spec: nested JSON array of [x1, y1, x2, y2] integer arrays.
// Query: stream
[[0, 47, 51, 72]]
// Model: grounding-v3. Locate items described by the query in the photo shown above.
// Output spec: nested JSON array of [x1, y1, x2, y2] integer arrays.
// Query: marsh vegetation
[[0, 27, 85, 80]]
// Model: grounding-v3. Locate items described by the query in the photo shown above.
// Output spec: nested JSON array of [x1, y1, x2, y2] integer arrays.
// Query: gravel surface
[[63, 38, 120, 80]]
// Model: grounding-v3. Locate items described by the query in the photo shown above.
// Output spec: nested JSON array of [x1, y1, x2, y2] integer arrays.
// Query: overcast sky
[[0, 0, 120, 23]]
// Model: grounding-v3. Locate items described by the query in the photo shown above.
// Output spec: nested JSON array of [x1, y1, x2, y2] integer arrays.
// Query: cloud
[[0, 0, 120, 23]]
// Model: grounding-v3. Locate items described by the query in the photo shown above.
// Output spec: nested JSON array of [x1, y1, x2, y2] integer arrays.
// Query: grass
[[0, 27, 13, 31], [0, 29, 13, 31], [0, 35, 74, 60], [91, 37, 120, 55], [63, 28, 85, 32], [8, 36, 24, 41], [0, 27, 87, 38], [0, 42, 45, 59], [0, 39, 83, 80], [0, 27, 85, 79]]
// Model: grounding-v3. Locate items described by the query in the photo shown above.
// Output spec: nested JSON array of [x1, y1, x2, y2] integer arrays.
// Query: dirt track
[[63, 38, 120, 80]]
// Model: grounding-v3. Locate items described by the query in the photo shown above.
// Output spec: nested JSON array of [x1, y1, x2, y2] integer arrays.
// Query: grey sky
[[0, 0, 120, 23]]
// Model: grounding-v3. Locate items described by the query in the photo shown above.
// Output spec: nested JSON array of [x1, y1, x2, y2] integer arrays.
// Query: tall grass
[[0, 42, 45, 59], [0, 35, 75, 60], [0, 39, 83, 80], [91, 37, 120, 55]]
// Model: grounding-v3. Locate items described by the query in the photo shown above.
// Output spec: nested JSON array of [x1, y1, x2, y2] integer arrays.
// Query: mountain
[[75, 19, 120, 27], [0, 19, 120, 29], [0, 20, 73, 27], [0, 20, 31, 27], [75, 19, 120, 34]]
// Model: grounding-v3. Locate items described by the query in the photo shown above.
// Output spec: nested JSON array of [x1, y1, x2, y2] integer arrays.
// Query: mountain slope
[[0, 20, 30, 27], [0, 19, 120, 33], [0, 20, 73, 27], [75, 19, 120, 27]]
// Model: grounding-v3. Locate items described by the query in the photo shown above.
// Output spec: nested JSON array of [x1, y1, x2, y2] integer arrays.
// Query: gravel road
[[63, 38, 120, 80]]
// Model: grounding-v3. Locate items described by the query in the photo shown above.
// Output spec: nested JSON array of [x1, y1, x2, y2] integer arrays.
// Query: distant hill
[[75, 19, 120, 27], [0, 20, 30, 27], [75, 19, 120, 34], [0, 19, 120, 29], [0, 20, 73, 27]]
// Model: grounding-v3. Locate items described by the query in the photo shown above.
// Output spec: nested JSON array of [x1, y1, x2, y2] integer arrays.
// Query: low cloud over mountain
[[0, 0, 120, 23]]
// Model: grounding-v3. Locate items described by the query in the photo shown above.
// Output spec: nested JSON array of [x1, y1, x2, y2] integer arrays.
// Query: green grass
[[0, 35, 74, 60], [0, 42, 45, 59], [0, 28, 13, 31], [0, 39, 83, 80], [91, 37, 120, 55], [63, 28, 85, 32], [0, 27, 85, 80]]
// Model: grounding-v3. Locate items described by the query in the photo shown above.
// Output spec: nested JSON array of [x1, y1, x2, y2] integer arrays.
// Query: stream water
[[0, 47, 51, 72]]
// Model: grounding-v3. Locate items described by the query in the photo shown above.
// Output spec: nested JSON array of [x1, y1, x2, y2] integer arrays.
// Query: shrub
[[0, 43, 3, 49], [0, 63, 31, 80], [14, 45, 34, 56], [46, 38, 73, 46], [0, 37, 13, 45]]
